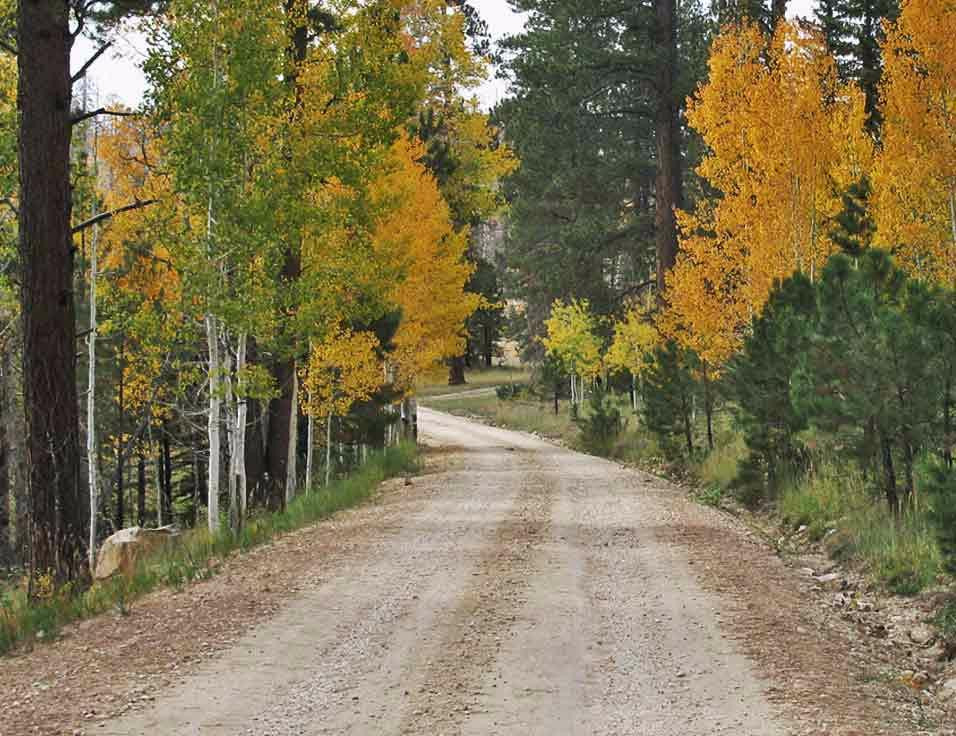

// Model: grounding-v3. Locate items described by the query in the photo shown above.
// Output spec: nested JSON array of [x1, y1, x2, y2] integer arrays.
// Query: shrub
[[574, 386, 622, 455]]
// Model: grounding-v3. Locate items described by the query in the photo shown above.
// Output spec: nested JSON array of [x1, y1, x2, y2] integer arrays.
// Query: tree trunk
[[703, 364, 714, 452], [682, 393, 695, 457], [235, 332, 248, 524], [136, 453, 146, 526], [448, 355, 467, 386], [284, 365, 299, 506], [18, 0, 85, 582], [86, 218, 99, 570], [0, 347, 9, 566], [879, 430, 899, 512], [190, 450, 201, 528], [265, 0, 309, 511], [245, 397, 266, 507], [325, 414, 333, 487], [305, 413, 314, 492], [944, 374, 952, 468], [653, 0, 684, 296], [482, 322, 493, 367], [115, 342, 126, 532], [771, 0, 788, 27], [161, 423, 173, 522], [224, 334, 238, 533], [206, 314, 221, 533]]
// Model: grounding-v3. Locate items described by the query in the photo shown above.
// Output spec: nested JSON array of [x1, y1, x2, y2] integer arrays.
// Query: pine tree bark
[[18, 0, 85, 582], [0, 347, 10, 565], [653, 0, 684, 296]]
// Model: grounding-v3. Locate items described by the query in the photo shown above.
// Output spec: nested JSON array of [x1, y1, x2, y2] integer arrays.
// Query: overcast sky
[[72, 0, 818, 110]]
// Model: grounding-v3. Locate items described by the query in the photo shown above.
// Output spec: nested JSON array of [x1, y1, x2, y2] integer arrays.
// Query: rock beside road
[[94, 526, 180, 580]]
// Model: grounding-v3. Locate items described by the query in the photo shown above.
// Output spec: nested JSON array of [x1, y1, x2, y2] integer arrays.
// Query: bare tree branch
[[72, 41, 113, 84], [71, 107, 138, 127], [72, 199, 157, 235]]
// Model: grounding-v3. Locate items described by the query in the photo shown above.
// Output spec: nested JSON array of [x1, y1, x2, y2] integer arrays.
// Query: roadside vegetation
[[0, 444, 417, 656]]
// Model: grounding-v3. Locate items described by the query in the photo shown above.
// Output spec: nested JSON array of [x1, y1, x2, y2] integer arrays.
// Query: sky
[[72, 0, 818, 110]]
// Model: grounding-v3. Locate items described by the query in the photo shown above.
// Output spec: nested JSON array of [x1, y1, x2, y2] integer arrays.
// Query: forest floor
[[1, 409, 953, 735]]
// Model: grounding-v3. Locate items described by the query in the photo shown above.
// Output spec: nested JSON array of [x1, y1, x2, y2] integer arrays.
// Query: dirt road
[[96, 408, 789, 735]]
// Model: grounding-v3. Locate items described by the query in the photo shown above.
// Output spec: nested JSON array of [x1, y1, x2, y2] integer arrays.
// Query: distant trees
[[496, 0, 711, 348]]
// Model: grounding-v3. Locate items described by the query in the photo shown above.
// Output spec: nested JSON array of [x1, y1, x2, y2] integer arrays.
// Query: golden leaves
[[873, 0, 956, 284], [542, 299, 603, 379], [665, 21, 872, 366]]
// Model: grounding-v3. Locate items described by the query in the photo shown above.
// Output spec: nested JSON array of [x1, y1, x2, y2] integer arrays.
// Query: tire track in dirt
[[398, 460, 555, 735]]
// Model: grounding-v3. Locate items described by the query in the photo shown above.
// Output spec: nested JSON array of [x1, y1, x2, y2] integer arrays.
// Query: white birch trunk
[[87, 221, 99, 571], [325, 414, 333, 487], [149, 422, 163, 528], [235, 332, 248, 522], [223, 333, 238, 532], [631, 372, 637, 413], [206, 313, 221, 533], [285, 365, 299, 505], [305, 414, 314, 492]]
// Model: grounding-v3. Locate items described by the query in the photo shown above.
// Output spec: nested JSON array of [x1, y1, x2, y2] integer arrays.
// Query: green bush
[[922, 458, 956, 574], [574, 386, 622, 455]]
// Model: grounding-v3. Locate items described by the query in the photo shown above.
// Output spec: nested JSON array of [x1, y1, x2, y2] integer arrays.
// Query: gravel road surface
[[99, 407, 787, 735]]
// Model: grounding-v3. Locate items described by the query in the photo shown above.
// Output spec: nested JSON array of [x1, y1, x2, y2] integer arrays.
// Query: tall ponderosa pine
[[16, 0, 159, 582], [498, 0, 711, 348]]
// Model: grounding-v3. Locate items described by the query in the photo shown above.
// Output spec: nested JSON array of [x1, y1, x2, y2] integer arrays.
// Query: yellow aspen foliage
[[606, 306, 659, 379], [542, 299, 603, 380], [302, 327, 382, 420], [96, 117, 180, 304], [370, 133, 480, 387], [873, 0, 956, 284], [665, 21, 872, 364], [95, 117, 186, 418]]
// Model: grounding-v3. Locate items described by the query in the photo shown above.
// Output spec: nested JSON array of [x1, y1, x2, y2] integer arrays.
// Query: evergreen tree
[[727, 272, 816, 487], [792, 250, 942, 510], [830, 177, 876, 257], [497, 0, 712, 348], [641, 340, 700, 459], [817, 0, 900, 132]]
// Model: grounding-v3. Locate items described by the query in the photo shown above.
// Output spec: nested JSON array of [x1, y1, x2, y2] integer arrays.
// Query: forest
[[3, 0, 956, 667], [0, 0, 515, 614], [494, 0, 956, 595]]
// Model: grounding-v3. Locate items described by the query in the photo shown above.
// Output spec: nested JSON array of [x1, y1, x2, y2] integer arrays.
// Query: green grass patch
[[694, 433, 747, 491], [779, 462, 942, 593], [0, 443, 418, 656], [414, 367, 532, 398]]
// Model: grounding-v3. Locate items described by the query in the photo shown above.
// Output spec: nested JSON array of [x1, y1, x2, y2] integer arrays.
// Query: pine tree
[[641, 340, 700, 459], [817, 0, 899, 132], [726, 273, 816, 489]]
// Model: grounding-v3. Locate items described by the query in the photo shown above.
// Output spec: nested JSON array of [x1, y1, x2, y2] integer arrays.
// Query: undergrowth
[[778, 462, 941, 594], [0, 443, 418, 656]]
